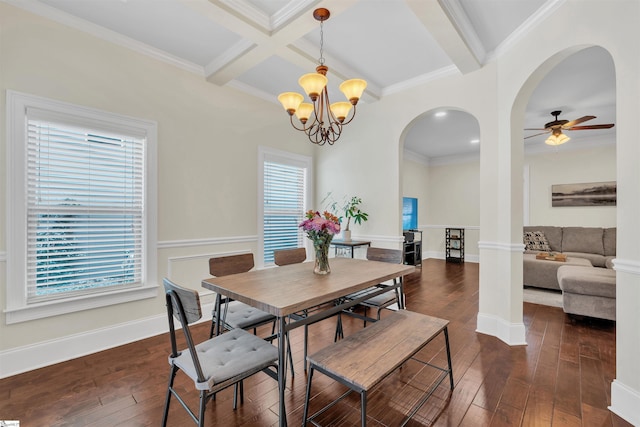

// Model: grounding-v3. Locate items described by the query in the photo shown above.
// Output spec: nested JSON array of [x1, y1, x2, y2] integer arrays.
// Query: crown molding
[[204, 39, 256, 78], [489, 0, 566, 61], [382, 65, 460, 96]]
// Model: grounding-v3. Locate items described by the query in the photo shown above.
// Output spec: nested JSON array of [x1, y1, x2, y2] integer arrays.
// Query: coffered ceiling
[[9, 0, 616, 162]]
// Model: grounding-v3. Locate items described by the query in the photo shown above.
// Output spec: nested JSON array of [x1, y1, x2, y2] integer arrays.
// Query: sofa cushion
[[524, 226, 562, 251], [523, 231, 552, 252], [562, 252, 606, 268], [557, 265, 616, 298], [603, 227, 616, 256], [523, 254, 592, 290], [562, 227, 604, 255]]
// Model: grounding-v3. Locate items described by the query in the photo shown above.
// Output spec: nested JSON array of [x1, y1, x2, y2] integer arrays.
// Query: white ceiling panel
[[13, 0, 615, 161]]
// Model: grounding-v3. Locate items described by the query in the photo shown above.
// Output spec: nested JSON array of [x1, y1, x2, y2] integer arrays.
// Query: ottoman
[[523, 254, 592, 290], [557, 265, 616, 321]]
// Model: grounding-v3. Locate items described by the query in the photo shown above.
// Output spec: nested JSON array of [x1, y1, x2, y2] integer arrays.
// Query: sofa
[[523, 226, 616, 320]]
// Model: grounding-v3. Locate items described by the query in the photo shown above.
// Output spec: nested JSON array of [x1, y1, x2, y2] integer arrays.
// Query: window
[[258, 147, 311, 267], [6, 91, 157, 323]]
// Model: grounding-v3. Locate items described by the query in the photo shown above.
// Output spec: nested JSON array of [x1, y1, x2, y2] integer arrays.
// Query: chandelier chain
[[318, 20, 325, 65]]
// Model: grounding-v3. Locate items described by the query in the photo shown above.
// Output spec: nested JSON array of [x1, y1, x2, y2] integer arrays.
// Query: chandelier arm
[[339, 105, 358, 126], [288, 114, 309, 132]]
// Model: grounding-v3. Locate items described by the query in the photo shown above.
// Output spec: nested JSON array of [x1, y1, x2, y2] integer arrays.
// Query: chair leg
[[198, 390, 207, 427], [231, 380, 245, 410], [335, 313, 344, 341], [303, 324, 309, 372], [161, 364, 179, 427], [286, 332, 295, 378]]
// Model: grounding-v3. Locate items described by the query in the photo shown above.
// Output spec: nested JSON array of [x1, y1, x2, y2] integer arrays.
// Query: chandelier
[[277, 8, 367, 146]]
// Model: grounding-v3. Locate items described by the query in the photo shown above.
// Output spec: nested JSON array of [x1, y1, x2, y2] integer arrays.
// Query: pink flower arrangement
[[299, 210, 340, 274], [299, 210, 341, 236]]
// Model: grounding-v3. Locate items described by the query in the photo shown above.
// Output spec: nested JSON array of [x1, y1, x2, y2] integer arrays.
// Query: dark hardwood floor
[[0, 259, 630, 426]]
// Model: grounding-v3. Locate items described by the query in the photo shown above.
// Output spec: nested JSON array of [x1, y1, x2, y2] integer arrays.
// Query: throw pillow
[[524, 231, 552, 252]]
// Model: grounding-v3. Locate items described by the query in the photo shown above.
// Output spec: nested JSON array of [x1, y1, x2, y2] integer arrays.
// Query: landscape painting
[[552, 181, 616, 207]]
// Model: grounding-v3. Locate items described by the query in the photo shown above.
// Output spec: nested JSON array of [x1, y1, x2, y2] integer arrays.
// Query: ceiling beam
[[405, 0, 482, 74]]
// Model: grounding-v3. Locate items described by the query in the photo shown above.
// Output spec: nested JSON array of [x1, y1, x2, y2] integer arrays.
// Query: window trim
[[5, 91, 158, 324], [257, 146, 313, 269]]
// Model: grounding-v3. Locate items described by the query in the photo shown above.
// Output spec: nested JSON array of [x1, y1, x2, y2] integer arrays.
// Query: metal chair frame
[[162, 278, 278, 427]]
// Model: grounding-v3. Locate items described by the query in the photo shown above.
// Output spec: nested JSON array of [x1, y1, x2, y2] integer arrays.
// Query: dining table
[[201, 256, 415, 426]]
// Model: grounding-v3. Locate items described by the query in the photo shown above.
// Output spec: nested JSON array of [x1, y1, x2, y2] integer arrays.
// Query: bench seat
[[303, 310, 454, 426]]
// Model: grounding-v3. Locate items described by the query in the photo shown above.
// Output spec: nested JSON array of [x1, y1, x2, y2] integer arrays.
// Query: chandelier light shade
[[277, 8, 367, 146]]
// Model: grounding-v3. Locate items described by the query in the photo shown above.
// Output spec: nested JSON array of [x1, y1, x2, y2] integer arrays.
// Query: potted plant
[[323, 194, 369, 242]]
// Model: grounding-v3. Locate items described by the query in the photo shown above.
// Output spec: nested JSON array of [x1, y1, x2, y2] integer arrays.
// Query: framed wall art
[[551, 181, 616, 207]]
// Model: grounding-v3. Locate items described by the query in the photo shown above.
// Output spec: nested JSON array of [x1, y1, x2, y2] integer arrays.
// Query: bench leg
[[302, 366, 315, 425]]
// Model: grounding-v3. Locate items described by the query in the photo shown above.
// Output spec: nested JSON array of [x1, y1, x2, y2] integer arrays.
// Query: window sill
[[4, 284, 159, 324]]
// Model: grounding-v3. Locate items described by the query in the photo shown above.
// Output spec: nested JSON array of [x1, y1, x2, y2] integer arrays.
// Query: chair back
[[163, 278, 206, 381], [273, 248, 307, 266], [367, 247, 403, 264], [209, 253, 254, 277]]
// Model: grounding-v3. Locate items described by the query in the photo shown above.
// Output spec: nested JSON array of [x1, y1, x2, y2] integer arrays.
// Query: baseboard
[[476, 312, 527, 346], [610, 380, 640, 426], [0, 302, 214, 379], [424, 251, 479, 263]]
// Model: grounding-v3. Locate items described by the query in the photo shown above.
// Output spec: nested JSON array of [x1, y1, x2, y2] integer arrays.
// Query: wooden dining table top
[[201, 257, 415, 317]]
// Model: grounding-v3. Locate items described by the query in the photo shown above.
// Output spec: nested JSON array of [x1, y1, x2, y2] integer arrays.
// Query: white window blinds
[[263, 160, 306, 265], [26, 111, 145, 302]]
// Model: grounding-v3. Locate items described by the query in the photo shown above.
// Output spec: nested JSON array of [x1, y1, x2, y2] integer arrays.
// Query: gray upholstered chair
[[336, 247, 405, 339], [209, 253, 294, 376], [208, 253, 275, 337], [162, 278, 278, 427]]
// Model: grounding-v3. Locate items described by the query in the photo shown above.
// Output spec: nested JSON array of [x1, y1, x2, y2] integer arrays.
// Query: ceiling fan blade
[[562, 115, 596, 128], [524, 128, 548, 131], [524, 131, 550, 139], [567, 124, 615, 130]]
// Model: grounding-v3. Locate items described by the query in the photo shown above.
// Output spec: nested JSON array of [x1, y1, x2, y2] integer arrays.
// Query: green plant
[[322, 193, 369, 231]]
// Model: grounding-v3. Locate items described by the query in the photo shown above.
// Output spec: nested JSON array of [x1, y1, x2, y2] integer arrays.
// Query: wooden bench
[[302, 310, 454, 426]]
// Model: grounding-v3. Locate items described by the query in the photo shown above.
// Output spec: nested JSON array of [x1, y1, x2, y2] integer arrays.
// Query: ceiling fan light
[[339, 79, 367, 104], [277, 92, 303, 115], [299, 73, 328, 101], [545, 133, 570, 146], [295, 103, 314, 123], [330, 102, 352, 122]]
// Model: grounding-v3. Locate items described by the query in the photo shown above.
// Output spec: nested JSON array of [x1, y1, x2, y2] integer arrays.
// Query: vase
[[342, 230, 352, 242], [313, 242, 331, 275]]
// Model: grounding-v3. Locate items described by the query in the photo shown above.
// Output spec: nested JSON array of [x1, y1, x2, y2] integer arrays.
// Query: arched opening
[[399, 108, 481, 260], [513, 46, 616, 320]]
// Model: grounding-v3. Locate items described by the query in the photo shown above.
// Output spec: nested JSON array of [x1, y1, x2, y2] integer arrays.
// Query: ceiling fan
[[525, 110, 615, 146]]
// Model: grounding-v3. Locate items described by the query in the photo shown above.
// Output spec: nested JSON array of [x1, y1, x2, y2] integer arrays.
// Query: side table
[[331, 240, 371, 258]]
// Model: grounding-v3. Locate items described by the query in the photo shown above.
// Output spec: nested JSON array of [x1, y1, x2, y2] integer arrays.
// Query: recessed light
[[470, 138, 480, 144], [434, 111, 447, 118]]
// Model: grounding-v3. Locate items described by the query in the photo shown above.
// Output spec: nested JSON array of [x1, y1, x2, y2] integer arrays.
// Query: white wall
[[401, 142, 617, 260], [526, 144, 617, 227], [0, 3, 314, 362]]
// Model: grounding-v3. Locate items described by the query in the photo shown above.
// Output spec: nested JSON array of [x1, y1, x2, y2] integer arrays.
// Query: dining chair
[[273, 248, 312, 371], [208, 253, 275, 337], [335, 247, 405, 339], [161, 278, 278, 427], [273, 247, 307, 266], [208, 253, 294, 376]]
